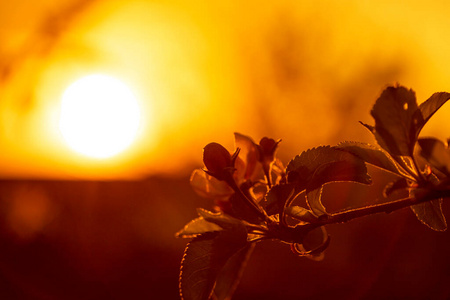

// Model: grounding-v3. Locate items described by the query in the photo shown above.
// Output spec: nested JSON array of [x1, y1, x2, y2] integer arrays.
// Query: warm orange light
[[59, 74, 141, 159]]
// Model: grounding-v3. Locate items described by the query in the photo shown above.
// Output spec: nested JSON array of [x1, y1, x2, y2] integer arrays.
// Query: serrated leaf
[[284, 206, 318, 223], [417, 138, 450, 176], [410, 199, 447, 231], [307, 159, 372, 191], [369, 86, 424, 156], [409, 172, 448, 231], [176, 217, 224, 238], [336, 141, 403, 176], [306, 187, 327, 218], [419, 92, 450, 127], [213, 244, 255, 300], [285, 147, 370, 217], [286, 146, 371, 188], [179, 229, 248, 300], [287, 146, 347, 174]]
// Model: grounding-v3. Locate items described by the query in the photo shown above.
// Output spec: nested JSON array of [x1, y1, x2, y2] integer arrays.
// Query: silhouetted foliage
[[177, 85, 450, 300]]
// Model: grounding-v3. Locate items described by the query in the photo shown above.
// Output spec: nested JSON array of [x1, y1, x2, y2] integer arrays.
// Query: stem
[[281, 187, 298, 227], [411, 156, 427, 183], [263, 167, 272, 189], [225, 173, 270, 222], [315, 189, 450, 226]]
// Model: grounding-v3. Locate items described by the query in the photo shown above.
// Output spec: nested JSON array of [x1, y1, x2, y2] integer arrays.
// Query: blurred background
[[0, 0, 450, 299]]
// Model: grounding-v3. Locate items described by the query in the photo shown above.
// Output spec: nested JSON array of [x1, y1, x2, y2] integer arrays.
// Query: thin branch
[[316, 189, 450, 226], [225, 174, 271, 222]]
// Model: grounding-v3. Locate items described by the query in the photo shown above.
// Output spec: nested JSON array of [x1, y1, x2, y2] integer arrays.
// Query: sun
[[59, 74, 141, 159]]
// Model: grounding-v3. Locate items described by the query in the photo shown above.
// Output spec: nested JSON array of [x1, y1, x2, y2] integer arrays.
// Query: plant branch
[[225, 174, 270, 222], [315, 189, 450, 226]]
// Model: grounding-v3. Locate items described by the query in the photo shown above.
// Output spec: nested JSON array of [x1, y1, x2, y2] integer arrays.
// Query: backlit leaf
[[302, 226, 329, 252], [307, 159, 372, 191], [176, 217, 224, 238], [419, 92, 450, 128], [285, 147, 371, 217], [284, 206, 318, 224], [336, 141, 404, 176], [410, 199, 447, 231], [306, 187, 327, 218], [286, 146, 371, 188], [179, 228, 248, 300], [213, 244, 255, 300], [417, 138, 450, 176], [409, 172, 447, 231], [227, 193, 265, 224], [291, 226, 330, 261], [197, 208, 247, 231], [368, 86, 424, 156], [190, 169, 233, 200], [383, 178, 409, 197], [262, 183, 295, 216]]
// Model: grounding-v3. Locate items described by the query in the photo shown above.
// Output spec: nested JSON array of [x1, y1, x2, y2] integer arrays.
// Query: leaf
[[306, 187, 327, 218], [197, 208, 247, 231], [291, 226, 330, 261], [227, 193, 265, 224], [419, 92, 450, 128], [307, 159, 372, 191], [190, 169, 233, 200], [212, 244, 255, 300], [179, 228, 248, 300], [261, 183, 295, 216], [417, 138, 450, 176], [176, 217, 224, 238], [410, 199, 447, 231], [336, 141, 404, 176], [302, 226, 329, 252], [285, 147, 371, 218], [383, 178, 409, 197], [176, 209, 248, 239], [284, 206, 318, 223], [367, 86, 424, 156], [286, 146, 371, 188]]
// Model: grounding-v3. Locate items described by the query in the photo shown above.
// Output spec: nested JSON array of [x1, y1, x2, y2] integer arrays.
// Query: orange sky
[[1, 0, 450, 179]]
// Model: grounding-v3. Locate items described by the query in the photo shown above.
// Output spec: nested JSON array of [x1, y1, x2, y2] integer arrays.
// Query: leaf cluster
[[176, 85, 450, 300]]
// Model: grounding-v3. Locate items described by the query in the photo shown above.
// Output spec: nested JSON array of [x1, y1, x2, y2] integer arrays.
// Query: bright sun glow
[[59, 74, 141, 159]]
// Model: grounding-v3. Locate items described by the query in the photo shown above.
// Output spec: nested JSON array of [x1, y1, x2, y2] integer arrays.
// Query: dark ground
[[0, 175, 449, 299]]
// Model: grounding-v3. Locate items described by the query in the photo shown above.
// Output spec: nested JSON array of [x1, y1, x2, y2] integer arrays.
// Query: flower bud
[[258, 137, 281, 164], [203, 142, 239, 181], [256, 137, 281, 187]]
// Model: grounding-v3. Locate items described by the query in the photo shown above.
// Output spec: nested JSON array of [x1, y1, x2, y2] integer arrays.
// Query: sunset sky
[[1, 0, 449, 179]]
